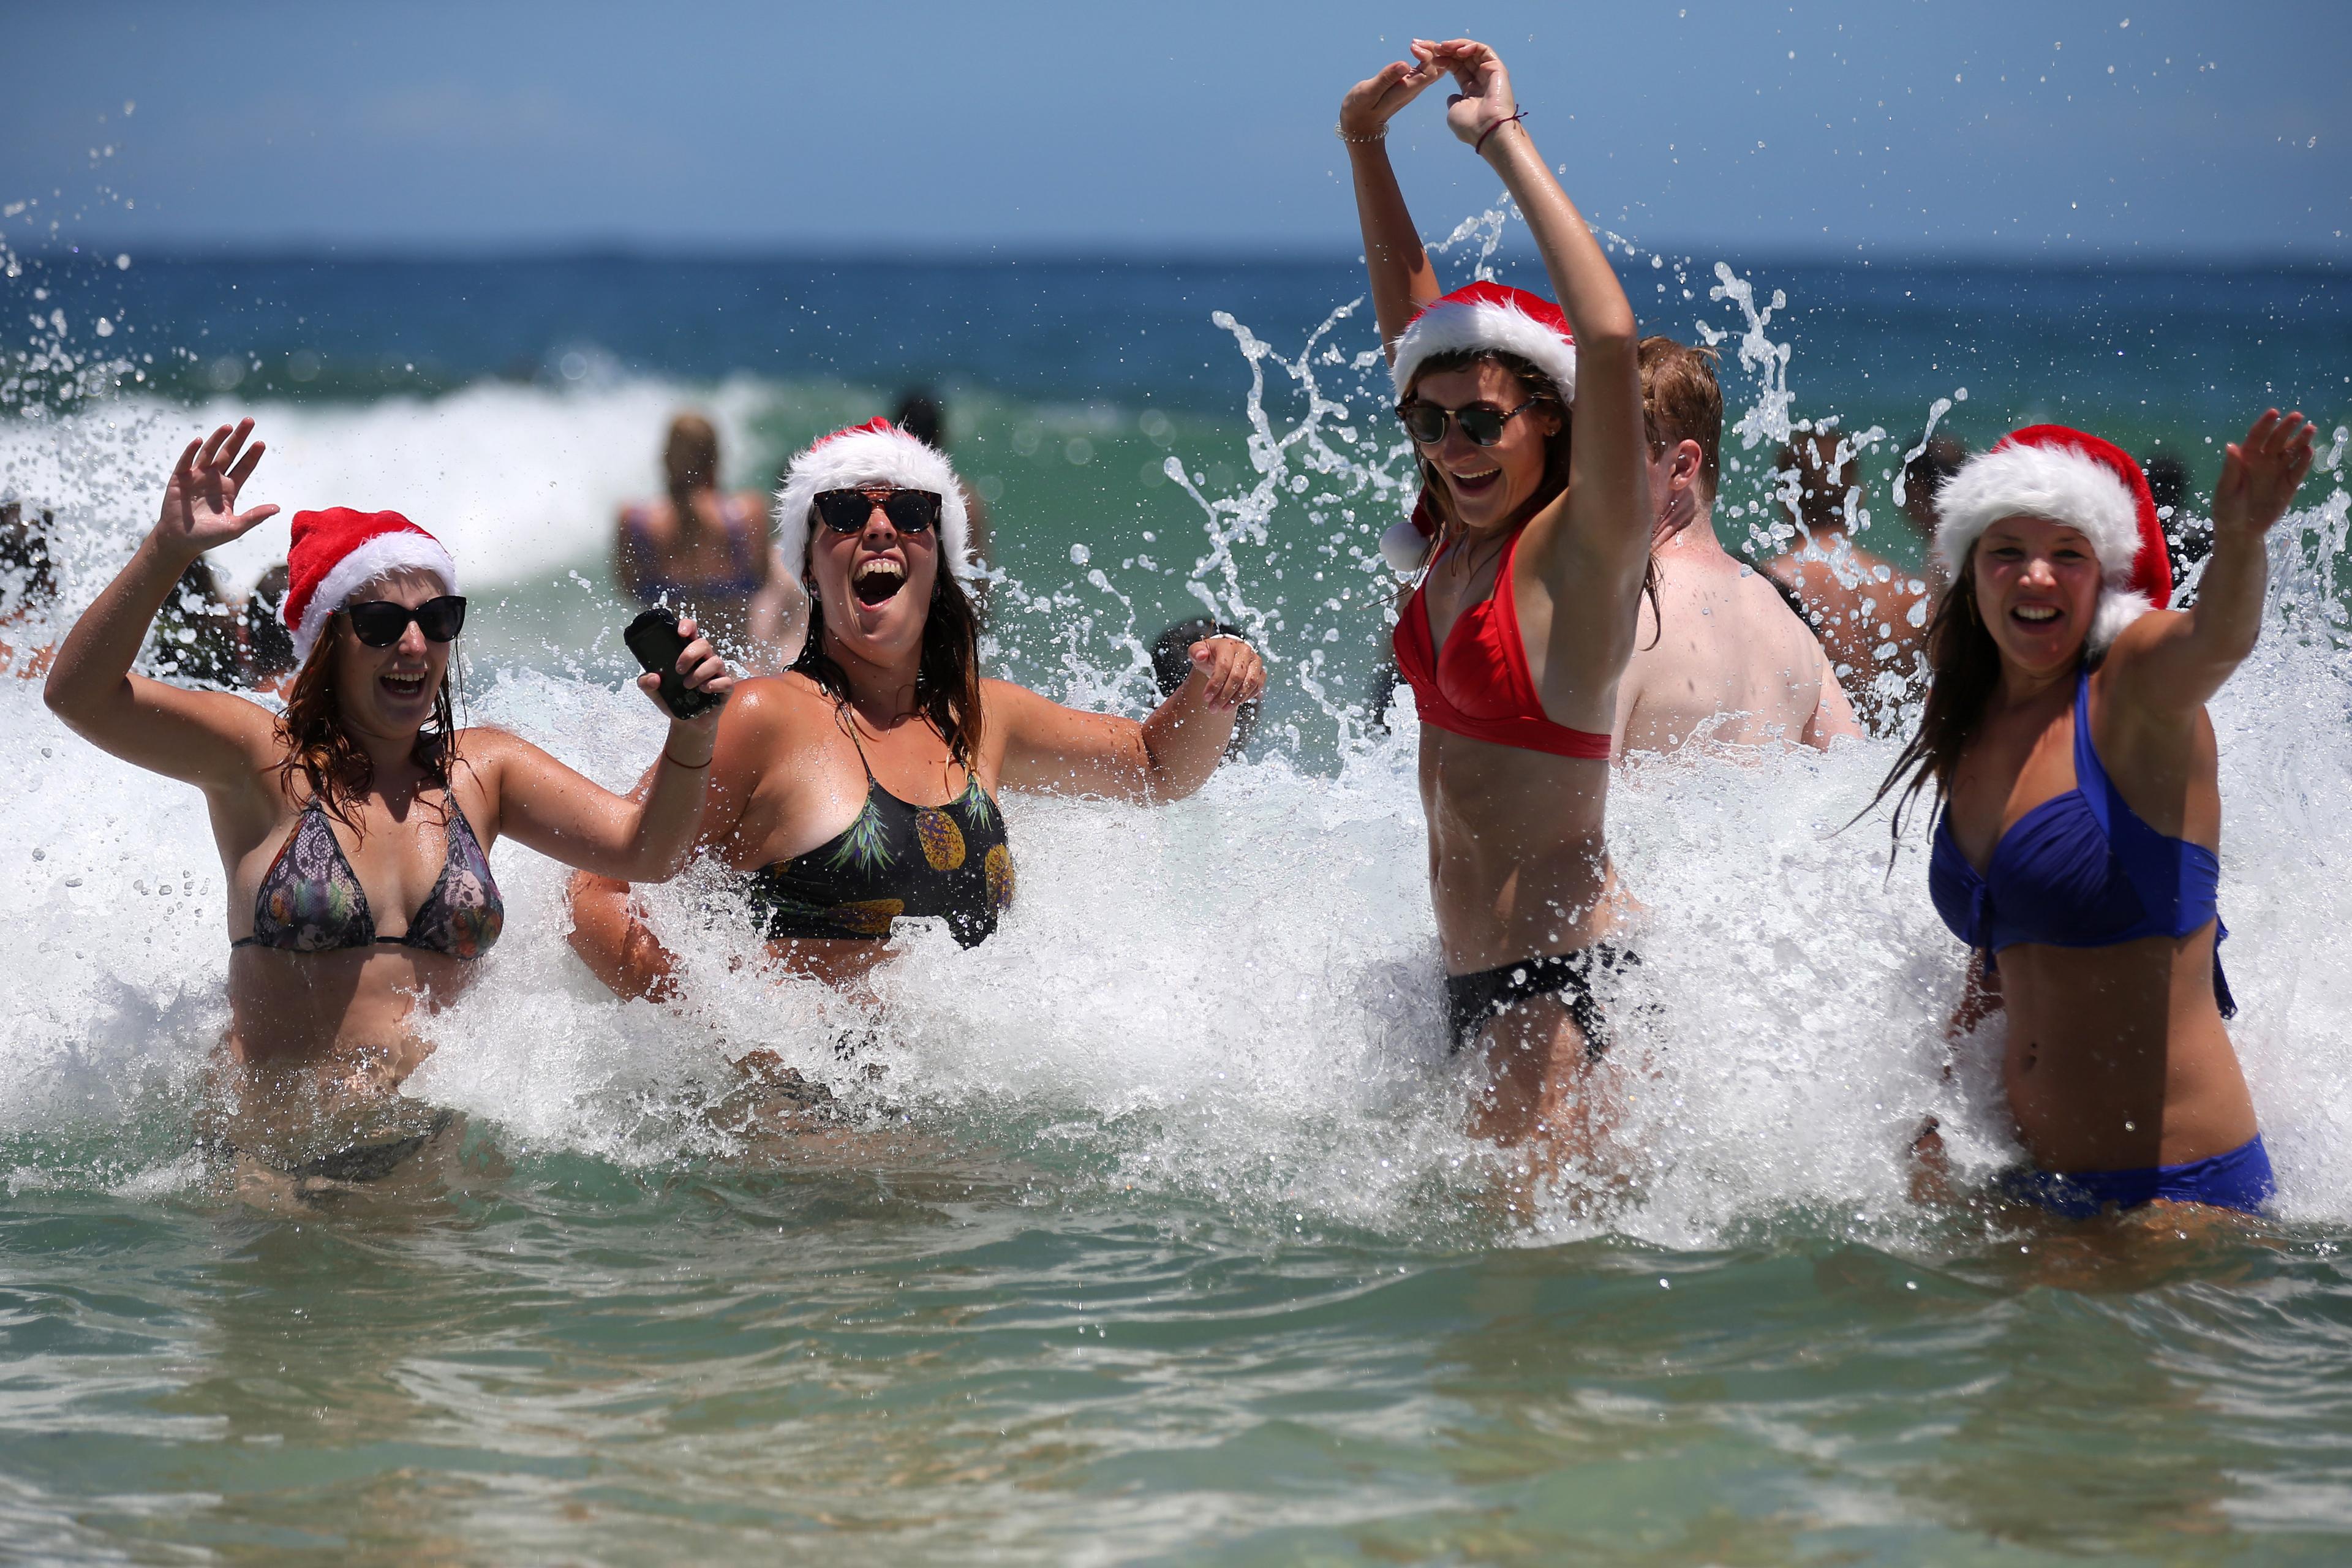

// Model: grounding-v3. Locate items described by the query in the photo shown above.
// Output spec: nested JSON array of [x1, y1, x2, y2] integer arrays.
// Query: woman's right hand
[[1338, 42, 1448, 139], [154, 420, 279, 561]]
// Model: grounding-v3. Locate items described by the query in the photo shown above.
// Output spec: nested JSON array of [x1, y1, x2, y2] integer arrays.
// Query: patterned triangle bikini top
[[233, 794, 504, 960]]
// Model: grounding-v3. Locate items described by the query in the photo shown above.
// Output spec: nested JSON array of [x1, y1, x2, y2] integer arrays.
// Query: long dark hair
[[792, 551, 985, 770], [1862, 548, 2017, 856], [274, 616, 460, 834], [1404, 348, 1663, 641]]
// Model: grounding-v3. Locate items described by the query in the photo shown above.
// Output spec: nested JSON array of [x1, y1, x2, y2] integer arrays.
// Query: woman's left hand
[[2213, 409, 2315, 540], [1185, 635, 1267, 711], [1428, 38, 1519, 149], [637, 614, 735, 737]]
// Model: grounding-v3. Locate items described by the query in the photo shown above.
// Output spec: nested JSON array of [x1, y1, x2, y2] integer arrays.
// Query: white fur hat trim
[[773, 420, 973, 582], [1390, 289, 1577, 403], [1934, 439, 2152, 654]]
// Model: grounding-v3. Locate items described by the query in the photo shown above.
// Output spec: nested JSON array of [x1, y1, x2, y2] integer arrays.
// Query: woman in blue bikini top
[[42, 421, 735, 1154], [1873, 413, 2316, 1218]]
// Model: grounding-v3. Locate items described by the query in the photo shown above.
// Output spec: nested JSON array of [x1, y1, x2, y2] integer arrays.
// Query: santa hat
[[283, 507, 459, 664], [773, 418, 974, 580], [1389, 281, 1577, 404], [1377, 284, 1578, 573], [1934, 424, 2171, 653]]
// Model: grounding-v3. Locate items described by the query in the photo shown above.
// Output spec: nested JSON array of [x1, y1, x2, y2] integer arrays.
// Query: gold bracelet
[[1334, 124, 1386, 145]]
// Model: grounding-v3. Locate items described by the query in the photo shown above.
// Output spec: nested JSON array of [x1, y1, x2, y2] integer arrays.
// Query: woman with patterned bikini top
[[43, 421, 734, 1185], [566, 417, 1265, 1011], [1871, 413, 2316, 1218], [1339, 37, 1656, 1186]]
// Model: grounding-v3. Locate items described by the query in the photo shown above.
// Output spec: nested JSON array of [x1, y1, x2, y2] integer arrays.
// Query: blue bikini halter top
[[1929, 669, 2232, 1014]]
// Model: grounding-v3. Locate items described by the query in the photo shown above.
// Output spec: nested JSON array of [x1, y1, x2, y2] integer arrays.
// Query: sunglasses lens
[[345, 603, 406, 647], [882, 491, 940, 533], [1456, 408, 1506, 447], [415, 596, 467, 642], [813, 491, 870, 533], [1400, 404, 1447, 444]]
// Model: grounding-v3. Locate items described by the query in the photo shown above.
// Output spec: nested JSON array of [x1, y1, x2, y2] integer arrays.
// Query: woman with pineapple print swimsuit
[[567, 418, 1265, 1001]]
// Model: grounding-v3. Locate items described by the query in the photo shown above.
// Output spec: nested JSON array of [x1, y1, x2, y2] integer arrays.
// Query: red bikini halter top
[[1390, 526, 1614, 760]]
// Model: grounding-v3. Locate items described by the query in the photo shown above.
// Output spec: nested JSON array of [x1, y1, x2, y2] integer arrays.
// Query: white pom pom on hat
[[1934, 423, 2171, 652]]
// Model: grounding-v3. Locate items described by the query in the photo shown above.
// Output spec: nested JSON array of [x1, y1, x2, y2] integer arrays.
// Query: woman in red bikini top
[[1340, 37, 1655, 1176]]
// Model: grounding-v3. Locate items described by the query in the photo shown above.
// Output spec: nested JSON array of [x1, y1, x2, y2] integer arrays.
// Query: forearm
[[1480, 126, 1635, 349], [565, 870, 682, 1001], [2180, 523, 2270, 668], [611, 731, 718, 880], [1139, 687, 1237, 801], [45, 534, 192, 728], [1349, 143, 1442, 353]]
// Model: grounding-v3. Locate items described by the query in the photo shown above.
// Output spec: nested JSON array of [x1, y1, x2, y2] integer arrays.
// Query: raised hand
[[1338, 42, 1448, 138], [1428, 38, 1519, 149], [154, 420, 279, 560], [2213, 409, 2316, 539]]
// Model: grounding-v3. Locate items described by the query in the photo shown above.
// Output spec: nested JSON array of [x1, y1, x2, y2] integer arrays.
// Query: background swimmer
[[615, 411, 779, 662], [1612, 337, 1861, 757]]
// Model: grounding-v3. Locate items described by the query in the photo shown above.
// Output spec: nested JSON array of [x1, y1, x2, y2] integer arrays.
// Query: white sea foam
[[4, 245, 2350, 1248]]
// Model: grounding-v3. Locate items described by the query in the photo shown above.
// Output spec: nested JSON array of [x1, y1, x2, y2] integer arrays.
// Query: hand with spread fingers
[[1185, 634, 1267, 712], [2214, 409, 2316, 541], [154, 419, 281, 561], [1338, 40, 1449, 138]]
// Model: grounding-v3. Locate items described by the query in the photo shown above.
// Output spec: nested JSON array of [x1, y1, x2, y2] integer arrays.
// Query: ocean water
[[4, 236, 2352, 1563]]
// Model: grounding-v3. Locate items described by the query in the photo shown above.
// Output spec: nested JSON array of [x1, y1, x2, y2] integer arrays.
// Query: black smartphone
[[623, 606, 724, 719]]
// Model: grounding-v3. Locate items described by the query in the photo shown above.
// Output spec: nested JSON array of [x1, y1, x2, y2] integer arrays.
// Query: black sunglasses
[[342, 595, 467, 648], [1396, 397, 1542, 448], [813, 488, 941, 535]]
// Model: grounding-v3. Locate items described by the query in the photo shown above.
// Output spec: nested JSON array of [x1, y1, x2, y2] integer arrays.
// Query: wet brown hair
[[665, 413, 722, 515], [1777, 426, 1861, 540], [792, 545, 986, 772], [274, 616, 459, 834], [1861, 548, 2014, 857], [1638, 336, 1722, 499]]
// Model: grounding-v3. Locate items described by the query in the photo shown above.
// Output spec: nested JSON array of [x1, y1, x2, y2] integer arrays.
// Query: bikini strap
[[2071, 668, 2116, 837], [837, 706, 880, 783]]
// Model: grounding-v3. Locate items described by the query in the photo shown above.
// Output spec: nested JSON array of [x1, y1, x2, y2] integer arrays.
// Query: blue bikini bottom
[[2001, 1134, 2274, 1219]]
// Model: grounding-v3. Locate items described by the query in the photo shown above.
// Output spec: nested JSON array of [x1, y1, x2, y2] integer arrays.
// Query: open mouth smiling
[[379, 671, 430, 699], [852, 559, 907, 607]]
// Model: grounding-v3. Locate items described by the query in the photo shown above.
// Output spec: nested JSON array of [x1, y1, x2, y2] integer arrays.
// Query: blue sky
[[6, 0, 2346, 259]]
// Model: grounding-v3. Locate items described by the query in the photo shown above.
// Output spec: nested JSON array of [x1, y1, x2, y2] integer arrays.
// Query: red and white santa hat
[[773, 417, 974, 579], [282, 507, 459, 664], [1934, 423, 2171, 652], [1379, 282, 1578, 571]]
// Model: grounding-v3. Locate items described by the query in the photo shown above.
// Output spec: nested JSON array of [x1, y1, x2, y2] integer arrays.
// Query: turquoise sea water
[[4, 239, 2352, 1562]]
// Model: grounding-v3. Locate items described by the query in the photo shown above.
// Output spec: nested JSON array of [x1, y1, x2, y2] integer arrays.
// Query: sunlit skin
[[44, 420, 733, 1175], [1925, 410, 2315, 1191], [566, 484, 1267, 1004], [1613, 435, 1861, 755], [1343, 37, 1654, 1180]]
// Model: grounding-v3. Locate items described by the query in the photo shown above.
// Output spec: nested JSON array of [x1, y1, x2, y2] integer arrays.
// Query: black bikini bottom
[[221, 1109, 458, 1183], [1445, 944, 1642, 1061]]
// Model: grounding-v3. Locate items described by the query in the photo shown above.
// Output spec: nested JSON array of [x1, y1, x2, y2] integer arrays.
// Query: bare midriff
[[759, 935, 900, 993], [1992, 924, 2256, 1174], [1419, 725, 1635, 975], [214, 946, 476, 1159]]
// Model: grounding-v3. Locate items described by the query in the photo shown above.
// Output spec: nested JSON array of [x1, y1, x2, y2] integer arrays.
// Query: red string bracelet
[[662, 748, 712, 771], [1474, 108, 1528, 156]]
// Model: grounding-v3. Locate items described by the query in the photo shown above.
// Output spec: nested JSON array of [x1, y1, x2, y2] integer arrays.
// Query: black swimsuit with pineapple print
[[744, 727, 1014, 949]]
